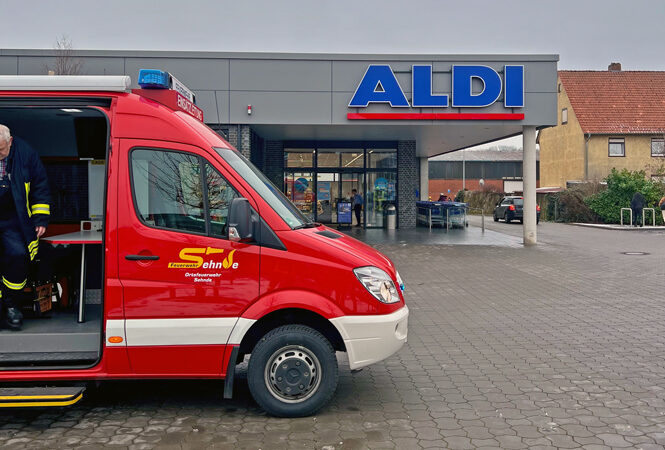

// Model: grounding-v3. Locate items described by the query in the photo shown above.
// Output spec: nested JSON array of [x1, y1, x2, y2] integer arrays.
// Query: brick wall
[[209, 124, 265, 170], [264, 140, 285, 190], [398, 140, 417, 228], [223, 125, 252, 160], [429, 179, 505, 199]]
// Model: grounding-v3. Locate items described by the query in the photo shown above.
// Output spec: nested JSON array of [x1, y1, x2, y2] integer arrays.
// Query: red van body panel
[[0, 88, 407, 383]]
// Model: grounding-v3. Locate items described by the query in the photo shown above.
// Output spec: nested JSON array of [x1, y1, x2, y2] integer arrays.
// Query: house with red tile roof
[[538, 63, 665, 188]]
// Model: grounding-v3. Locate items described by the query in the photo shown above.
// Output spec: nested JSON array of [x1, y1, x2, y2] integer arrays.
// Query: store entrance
[[283, 144, 397, 228], [316, 172, 363, 226]]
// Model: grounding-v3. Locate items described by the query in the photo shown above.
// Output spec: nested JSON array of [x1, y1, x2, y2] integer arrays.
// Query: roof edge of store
[[0, 48, 560, 62]]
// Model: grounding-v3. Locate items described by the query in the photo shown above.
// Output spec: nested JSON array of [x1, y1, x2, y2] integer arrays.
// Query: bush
[[585, 168, 664, 224], [464, 189, 503, 214], [545, 183, 603, 223]]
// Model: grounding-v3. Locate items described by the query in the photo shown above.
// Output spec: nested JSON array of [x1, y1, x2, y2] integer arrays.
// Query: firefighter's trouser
[[0, 216, 28, 309]]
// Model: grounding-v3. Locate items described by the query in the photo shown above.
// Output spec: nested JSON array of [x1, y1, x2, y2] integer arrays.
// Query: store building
[[539, 64, 665, 189], [0, 50, 558, 241], [429, 147, 540, 197]]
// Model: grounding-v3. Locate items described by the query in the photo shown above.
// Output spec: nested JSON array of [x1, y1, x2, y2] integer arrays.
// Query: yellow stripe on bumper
[[0, 393, 83, 408]]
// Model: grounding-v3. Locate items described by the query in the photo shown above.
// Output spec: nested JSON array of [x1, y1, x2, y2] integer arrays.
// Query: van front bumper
[[330, 305, 409, 370]]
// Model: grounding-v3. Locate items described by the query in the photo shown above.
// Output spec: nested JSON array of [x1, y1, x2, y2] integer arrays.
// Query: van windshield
[[214, 147, 310, 229]]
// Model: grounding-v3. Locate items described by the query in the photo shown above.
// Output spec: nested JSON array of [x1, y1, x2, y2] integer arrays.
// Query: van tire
[[247, 325, 338, 417]]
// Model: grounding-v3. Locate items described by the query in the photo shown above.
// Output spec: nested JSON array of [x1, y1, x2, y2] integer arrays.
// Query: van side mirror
[[228, 198, 253, 242]]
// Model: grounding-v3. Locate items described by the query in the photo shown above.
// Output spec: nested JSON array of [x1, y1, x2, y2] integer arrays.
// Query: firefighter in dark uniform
[[0, 125, 50, 330]]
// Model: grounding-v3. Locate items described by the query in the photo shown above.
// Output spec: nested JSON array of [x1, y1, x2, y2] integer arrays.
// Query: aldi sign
[[348, 64, 524, 120]]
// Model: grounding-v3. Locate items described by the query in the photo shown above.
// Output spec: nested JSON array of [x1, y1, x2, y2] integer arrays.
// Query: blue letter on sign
[[504, 65, 524, 107], [452, 66, 502, 108], [412, 65, 448, 107], [348, 65, 409, 107]]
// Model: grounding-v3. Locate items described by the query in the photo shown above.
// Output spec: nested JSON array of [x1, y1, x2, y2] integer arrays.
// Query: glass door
[[366, 172, 397, 227], [284, 172, 315, 220], [316, 173, 339, 224], [342, 172, 364, 226]]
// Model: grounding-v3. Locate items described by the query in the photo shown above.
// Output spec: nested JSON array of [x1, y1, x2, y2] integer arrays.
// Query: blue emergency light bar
[[138, 69, 170, 89]]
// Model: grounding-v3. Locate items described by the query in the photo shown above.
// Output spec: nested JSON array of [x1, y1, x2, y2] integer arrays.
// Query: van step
[[0, 386, 85, 407], [0, 351, 99, 365]]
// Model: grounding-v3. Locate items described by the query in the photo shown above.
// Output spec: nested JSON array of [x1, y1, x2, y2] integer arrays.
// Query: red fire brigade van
[[0, 71, 408, 417]]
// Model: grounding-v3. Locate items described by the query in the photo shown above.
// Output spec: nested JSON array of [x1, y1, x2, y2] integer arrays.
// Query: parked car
[[493, 196, 540, 224]]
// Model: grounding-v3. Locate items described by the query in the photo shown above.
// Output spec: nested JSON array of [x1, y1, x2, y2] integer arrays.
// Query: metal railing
[[620, 207, 657, 227], [620, 208, 632, 226], [643, 208, 656, 227]]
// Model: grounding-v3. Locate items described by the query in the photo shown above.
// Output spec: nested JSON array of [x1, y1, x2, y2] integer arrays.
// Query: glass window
[[284, 172, 315, 220], [652, 138, 664, 157], [216, 147, 309, 228], [205, 164, 239, 236], [609, 137, 625, 157], [561, 108, 568, 125], [131, 149, 206, 234], [368, 149, 397, 168], [514, 198, 524, 206], [341, 151, 364, 168], [285, 150, 314, 168], [317, 150, 340, 168]]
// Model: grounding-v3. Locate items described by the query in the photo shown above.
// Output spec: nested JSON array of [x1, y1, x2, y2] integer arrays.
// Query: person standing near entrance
[[352, 189, 363, 227], [0, 125, 50, 330], [630, 191, 645, 227], [659, 195, 665, 222]]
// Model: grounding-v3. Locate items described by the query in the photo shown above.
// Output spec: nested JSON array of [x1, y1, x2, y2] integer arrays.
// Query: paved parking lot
[[1, 221, 665, 449]]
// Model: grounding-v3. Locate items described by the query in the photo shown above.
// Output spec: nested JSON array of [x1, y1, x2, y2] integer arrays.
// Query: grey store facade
[[0, 50, 558, 239]]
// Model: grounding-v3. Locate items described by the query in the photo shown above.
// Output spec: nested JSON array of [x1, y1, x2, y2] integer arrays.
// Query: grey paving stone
[[2, 224, 665, 449]]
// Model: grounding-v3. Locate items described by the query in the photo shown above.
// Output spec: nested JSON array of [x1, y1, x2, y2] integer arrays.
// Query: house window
[[608, 137, 625, 157], [652, 138, 664, 157], [561, 108, 568, 125]]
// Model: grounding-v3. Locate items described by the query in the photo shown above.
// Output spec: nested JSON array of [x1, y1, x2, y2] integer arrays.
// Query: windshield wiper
[[293, 222, 321, 230]]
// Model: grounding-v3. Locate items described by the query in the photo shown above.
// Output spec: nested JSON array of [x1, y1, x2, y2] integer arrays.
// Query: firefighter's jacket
[[5, 137, 50, 260]]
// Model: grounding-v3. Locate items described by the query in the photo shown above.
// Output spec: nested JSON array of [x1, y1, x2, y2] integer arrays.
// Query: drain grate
[[621, 251, 649, 255]]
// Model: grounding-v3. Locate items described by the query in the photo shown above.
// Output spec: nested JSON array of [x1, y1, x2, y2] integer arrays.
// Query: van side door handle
[[125, 254, 160, 261]]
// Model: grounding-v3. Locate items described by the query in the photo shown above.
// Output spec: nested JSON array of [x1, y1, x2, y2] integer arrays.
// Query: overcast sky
[[1, 0, 663, 71], [2, 0, 660, 151]]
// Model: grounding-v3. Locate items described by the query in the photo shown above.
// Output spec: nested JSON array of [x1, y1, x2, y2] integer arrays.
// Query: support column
[[523, 126, 537, 245], [419, 157, 429, 201], [397, 141, 417, 228]]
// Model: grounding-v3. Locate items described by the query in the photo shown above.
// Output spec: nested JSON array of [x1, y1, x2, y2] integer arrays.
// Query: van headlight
[[354, 266, 400, 304]]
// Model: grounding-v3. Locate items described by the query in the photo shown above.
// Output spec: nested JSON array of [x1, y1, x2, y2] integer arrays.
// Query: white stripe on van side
[[227, 318, 257, 345], [123, 318, 240, 347], [105, 320, 126, 347]]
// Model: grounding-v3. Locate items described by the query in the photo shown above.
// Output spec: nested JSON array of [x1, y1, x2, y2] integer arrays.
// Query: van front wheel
[[247, 325, 338, 417]]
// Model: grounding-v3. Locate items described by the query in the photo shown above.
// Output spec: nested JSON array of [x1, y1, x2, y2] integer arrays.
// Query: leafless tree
[[49, 35, 83, 75]]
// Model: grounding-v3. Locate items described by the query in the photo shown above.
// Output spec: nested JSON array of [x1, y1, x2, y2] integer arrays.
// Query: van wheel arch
[[237, 308, 346, 363]]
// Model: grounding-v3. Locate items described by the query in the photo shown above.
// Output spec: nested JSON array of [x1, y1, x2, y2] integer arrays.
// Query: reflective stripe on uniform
[[2, 277, 26, 291], [28, 239, 39, 261], [24, 182, 31, 217], [30, 204, 50, 215]]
